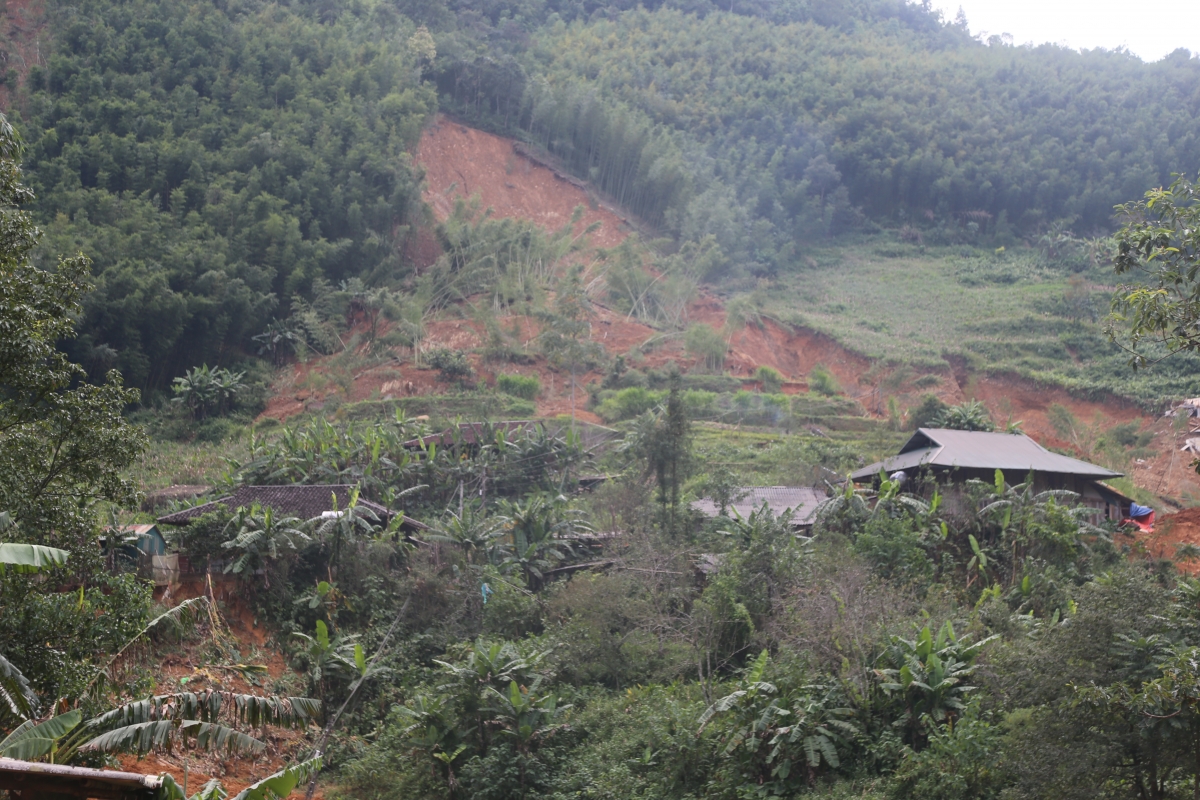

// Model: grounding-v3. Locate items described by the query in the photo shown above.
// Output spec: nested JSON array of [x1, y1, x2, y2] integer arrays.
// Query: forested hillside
[[7, 2, 1200, 799], [4, 0, 1198, 395], [429, 1, 1200, 271], [10, 0, 435, 392]]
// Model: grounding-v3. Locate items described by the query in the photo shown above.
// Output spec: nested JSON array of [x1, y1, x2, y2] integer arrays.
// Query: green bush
[[908, 394, 949, 429], [685, 323, 727, 373], [754, 365, 784, 393], [595, 387, 662, 422], [425, 348, 476, 387], [809, 364, 842, 396], [496, 373, 540, 400]]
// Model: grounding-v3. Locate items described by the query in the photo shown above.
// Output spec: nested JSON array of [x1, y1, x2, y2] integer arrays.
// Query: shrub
[[908, 394, 948, 429], [684, 323, 727, 372], [595, 387, 661, 422], [808, 364, 841, 396], [496, 373, 540, 399], [754, 365, 783, 393], [425, 348, 475, 387]]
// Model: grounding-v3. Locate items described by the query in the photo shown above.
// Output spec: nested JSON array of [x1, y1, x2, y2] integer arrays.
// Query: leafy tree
[[495, 493, 590, 591], [684, 323, 727, 373], [629, 378, 693, 535], [876, 622, 996, 746], [171, 365, 247, 420], [538, 267, 605, 421], [1109, 173, 1200, 369], [221, 505, 310, 586], [0, 115, 145, 563]]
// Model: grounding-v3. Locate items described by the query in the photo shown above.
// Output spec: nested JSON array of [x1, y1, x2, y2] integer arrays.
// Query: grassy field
[[767, 241, 1200, 406]]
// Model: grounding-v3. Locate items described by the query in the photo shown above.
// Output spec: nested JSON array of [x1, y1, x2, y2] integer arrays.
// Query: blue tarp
[[1130, 503, 1153, 518]]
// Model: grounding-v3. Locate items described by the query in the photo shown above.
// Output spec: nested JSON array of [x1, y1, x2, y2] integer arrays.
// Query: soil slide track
[[270, 117, 1195, 500], [417, 114, 629, 247]]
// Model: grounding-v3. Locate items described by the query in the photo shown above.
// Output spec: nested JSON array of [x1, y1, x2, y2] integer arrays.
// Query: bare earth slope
[[262, 116, 1200, 504]]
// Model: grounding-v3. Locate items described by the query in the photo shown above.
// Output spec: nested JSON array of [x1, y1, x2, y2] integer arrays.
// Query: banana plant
[[396, 694, 467, 787], [156, 756, 322, 800], [221, 504, 309, 586], [291, 620, 360, 714], [488, 680, 570, 753], [0, 540, 68, 723], [697, 650, 857, 789], [67, 690, 319, 762], [0, 710, 82, 761], [876, 621, 997, 746]]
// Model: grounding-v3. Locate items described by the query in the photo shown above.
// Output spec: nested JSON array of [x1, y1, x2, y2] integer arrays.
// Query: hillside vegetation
[[2, 0, 1197, 403], [7, 3, 1200, 798], [13, 0, 435, 393]]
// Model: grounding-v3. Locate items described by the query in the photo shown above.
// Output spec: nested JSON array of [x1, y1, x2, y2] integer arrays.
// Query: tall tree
[[0, 115, 145, 569], [1108, 173, 1200, 368]]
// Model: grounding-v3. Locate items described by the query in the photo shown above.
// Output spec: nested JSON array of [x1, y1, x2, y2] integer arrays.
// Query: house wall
[[911, 469, 1118, 522]]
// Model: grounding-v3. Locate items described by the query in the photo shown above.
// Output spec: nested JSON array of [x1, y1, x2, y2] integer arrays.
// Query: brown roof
[[155, 484, 425, 529], [851, 428, 1123, 481], [692, 486, 826, 527]]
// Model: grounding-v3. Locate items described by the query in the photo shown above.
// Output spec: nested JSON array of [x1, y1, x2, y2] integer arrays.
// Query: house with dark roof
[[692, 486, 827, 531], [850, 428, 1128, 521], [157, 484, 427, 532]]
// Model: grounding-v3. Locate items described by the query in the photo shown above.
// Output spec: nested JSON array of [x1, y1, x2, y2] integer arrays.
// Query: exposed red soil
[[108, 576, 329, 796], [259, 116, 1200, 503], [1129, 507, 1200, 574], [0, 0, 47, 111], [417, 114, 630, 247]]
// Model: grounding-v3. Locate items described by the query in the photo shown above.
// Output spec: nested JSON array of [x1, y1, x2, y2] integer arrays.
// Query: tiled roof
[[155, 484, 424, 529], [692, 486, 826, 526], [850, 428, 1123, 481]]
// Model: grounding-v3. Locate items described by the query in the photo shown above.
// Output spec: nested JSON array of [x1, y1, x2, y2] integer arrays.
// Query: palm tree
[[291, 620, 361, 717], [876, 621, 996, 746], [222, 504, 309, 586], [428, 506, 503, 566], [306, 487, 382, 578], [495, 494, 591, 590]]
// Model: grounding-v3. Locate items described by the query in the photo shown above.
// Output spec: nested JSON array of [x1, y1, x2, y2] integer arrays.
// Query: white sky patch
[[930, 0, 1200, 62]]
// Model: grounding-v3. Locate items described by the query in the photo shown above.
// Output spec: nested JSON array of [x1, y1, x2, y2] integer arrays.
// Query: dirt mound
[[417, 115, 630, 247], [1134, 507, 1200, 572]]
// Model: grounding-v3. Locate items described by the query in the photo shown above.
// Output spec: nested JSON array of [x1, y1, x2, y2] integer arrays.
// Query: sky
[[929, 0, 1200, 62]]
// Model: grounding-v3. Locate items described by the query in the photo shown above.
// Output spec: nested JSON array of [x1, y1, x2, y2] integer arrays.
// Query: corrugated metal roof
[[156, 484, 419, 528], [692, 486, 826, 526], [850, 428, 1123, 480]]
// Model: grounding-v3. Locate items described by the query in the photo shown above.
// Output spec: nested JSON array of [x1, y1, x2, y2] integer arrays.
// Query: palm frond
[[82, 720, 266, 756], [0, 652, 37, 721], [0, 709, 82, 760], [230, 757, 322, 800], [0, 543, 69, 575]]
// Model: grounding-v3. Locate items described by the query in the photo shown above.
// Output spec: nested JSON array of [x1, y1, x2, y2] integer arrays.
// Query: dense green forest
[[10, 0, 435, 393], [430, 3, 1200, 271], [1, 0, 1196, 395]]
